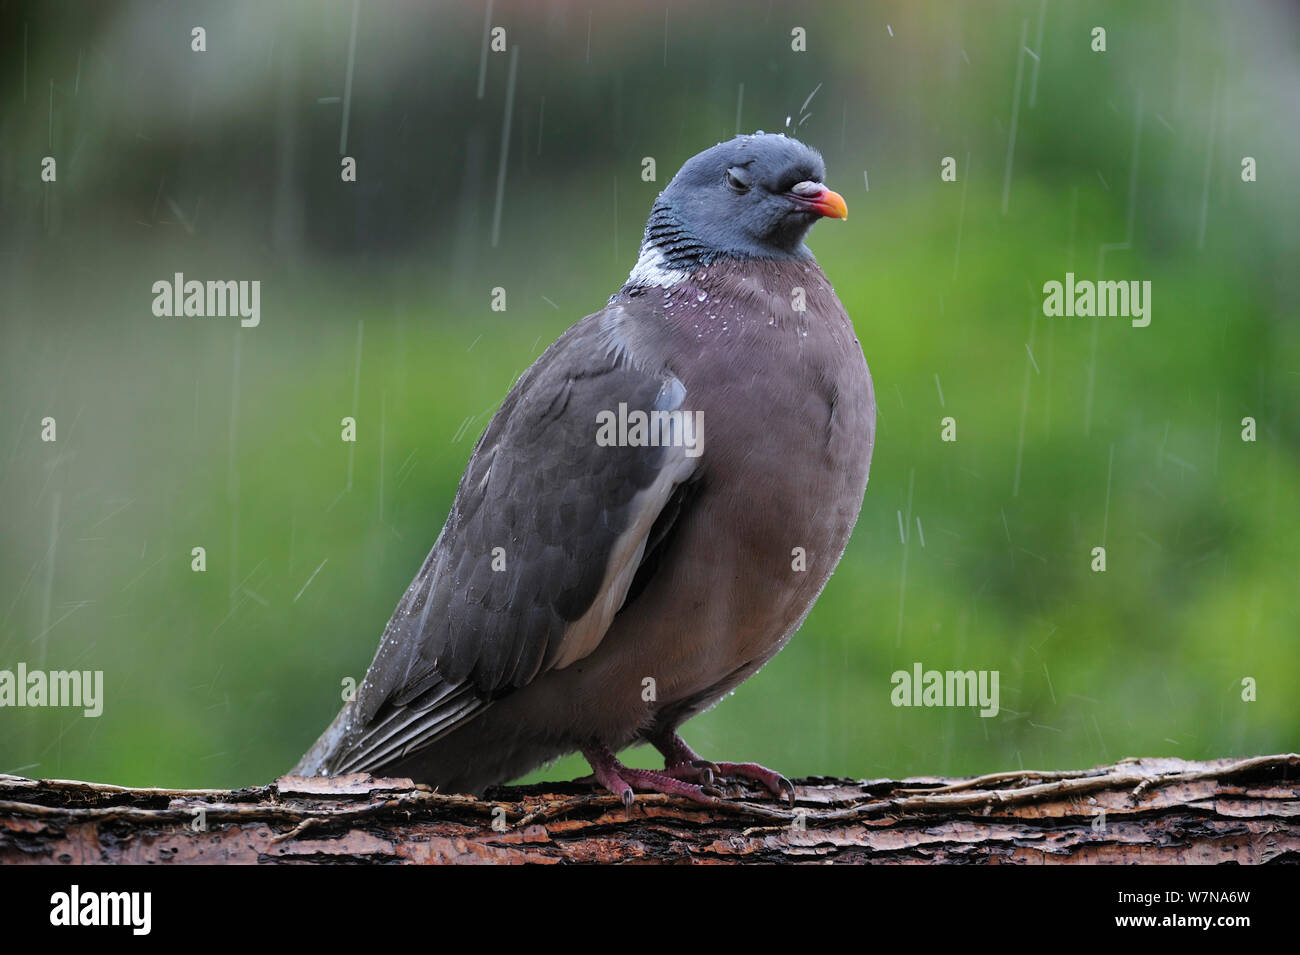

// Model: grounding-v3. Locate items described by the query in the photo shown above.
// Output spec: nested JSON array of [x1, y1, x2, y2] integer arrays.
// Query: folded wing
[[297, 306, 699, 776]]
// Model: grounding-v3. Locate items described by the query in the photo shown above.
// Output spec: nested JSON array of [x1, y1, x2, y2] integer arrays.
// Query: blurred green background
[[1, 1, 1296, 789]]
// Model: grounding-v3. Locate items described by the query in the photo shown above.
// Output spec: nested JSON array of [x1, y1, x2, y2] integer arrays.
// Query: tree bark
[[1, 754, 1296, 864]]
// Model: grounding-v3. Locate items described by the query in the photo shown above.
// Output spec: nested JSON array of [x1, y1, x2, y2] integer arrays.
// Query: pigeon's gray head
[[641, 133, 847, 270]]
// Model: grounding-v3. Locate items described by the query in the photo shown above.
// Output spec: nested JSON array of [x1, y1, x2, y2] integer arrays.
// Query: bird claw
[[591, 739, 798, 809], [709, 762, 796, 806], [582, 742, 724, 809], [688, 760, 716, 785], [654, 734, 798, 806]]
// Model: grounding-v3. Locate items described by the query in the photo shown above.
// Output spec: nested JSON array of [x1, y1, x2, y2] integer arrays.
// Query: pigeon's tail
[[289, 685, 567, 795], [288, 678, 498, 787]]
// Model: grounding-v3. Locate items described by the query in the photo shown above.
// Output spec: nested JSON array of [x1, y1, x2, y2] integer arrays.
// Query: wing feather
[[297, 303, 699, 777]]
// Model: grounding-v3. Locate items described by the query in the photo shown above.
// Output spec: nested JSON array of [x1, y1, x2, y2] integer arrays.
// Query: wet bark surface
[[2, 754, 1296, 864]]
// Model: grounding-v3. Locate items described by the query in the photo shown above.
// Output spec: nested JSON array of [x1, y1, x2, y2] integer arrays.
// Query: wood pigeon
[[293, 133, 876, 806]]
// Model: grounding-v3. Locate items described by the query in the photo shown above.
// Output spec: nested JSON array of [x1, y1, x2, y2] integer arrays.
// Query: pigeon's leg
[[579, 741, 723, 808], [650, 731, 796, 806]]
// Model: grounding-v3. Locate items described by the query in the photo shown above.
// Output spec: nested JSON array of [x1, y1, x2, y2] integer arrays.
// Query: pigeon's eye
[[725, 168, 750, 194]]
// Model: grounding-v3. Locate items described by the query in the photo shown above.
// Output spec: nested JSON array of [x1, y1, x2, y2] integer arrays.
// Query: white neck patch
[[624, 244, 689, 290]]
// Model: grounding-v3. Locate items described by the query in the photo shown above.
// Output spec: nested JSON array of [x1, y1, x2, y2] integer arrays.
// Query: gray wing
[[305, 304, 699, 775]]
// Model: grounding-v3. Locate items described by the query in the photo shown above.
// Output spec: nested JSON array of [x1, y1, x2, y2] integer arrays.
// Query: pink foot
[[581, 741, 723, 809], [651, 732, 796, 806]]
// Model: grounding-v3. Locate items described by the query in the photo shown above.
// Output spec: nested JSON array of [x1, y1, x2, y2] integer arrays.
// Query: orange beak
[[807, 186, 848, 219]]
